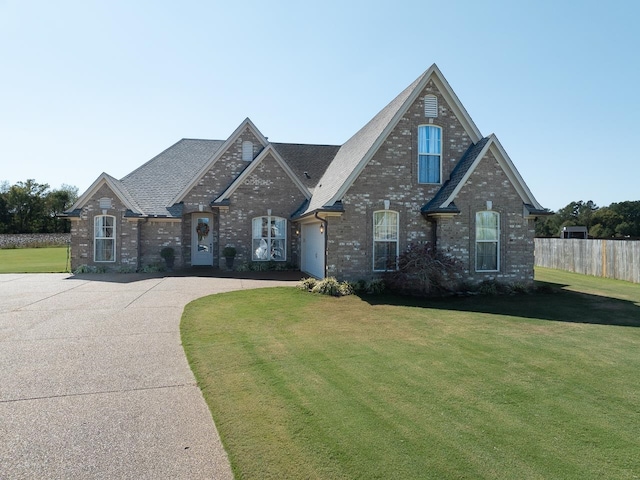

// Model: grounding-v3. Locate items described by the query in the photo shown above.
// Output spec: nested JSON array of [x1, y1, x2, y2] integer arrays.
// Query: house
[[64, 64, 548, 284]]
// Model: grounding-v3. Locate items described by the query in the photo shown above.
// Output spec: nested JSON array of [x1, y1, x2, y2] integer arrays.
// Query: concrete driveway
[[0, 272, 299, 479]]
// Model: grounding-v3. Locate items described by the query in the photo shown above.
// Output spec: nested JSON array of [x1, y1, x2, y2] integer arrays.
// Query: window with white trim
[[252, 215, 286, 261], [373, 210, 398, 271], [94, 215, 115, 262], [424, 94, 438, 117], [418, 125, 442, 184], [242, 141, 253, 161], [476, 211, 499, 271]]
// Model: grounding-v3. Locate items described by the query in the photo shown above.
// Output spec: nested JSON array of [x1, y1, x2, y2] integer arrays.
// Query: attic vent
[[99, 197, 112, 210], [424, 95, 438, 118], [242, 141, 253, 161]]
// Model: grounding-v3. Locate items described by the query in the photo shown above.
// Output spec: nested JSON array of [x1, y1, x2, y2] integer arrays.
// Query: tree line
[[536, 200, 640, 239], [0, 180, 78, 234]]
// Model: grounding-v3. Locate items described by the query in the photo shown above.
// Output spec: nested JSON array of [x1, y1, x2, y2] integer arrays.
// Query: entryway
[[191, 213, 213, 266]]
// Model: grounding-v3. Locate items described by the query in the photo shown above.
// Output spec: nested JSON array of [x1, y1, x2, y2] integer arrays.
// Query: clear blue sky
[[1, 0, 638, 211]]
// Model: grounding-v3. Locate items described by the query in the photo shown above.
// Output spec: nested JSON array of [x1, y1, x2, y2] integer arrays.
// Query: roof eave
[[292, 202, 345, 221]]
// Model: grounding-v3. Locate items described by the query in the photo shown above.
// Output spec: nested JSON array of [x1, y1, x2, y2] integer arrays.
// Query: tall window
[[373, 210, 398, 271], [253, 216, 286, 261], [418, 125, 442, 184], [476, 211, 499, 271], [94, 215, 115, 262]]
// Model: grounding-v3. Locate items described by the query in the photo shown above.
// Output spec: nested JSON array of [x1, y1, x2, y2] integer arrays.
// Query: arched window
[[94, 215, 115, 262], [476, 211, 499, 271], [373, 210, 399, 271], [252, 215, 286, 261], [242, 141, 253, 161], [418, 125, 442, 184]]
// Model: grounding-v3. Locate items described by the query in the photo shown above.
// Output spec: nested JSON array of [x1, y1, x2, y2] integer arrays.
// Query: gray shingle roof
[[271, 143, 340, 189], [422, 137, 490, 214], [120, 139, 225, 216]]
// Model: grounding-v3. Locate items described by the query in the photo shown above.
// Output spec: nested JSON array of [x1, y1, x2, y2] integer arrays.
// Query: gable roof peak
[[302, 64, 483, 215], [169, 118, 270, 205]]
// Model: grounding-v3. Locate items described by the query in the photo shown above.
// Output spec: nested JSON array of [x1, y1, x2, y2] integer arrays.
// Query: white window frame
[[242, 141, 253, 161], [475, 211, 500, 272], [373, 210, 399, 272], [252, 215, 287, 261], [94, 215, 116, 262], [417, 125, 442, 184]]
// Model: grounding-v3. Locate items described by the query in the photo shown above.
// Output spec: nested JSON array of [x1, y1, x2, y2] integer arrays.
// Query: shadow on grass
[[361, 281, 640, 328]]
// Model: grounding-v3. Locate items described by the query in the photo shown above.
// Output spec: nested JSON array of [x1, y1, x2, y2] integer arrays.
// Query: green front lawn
[[181, 269, 640, 479], [0, 246, 69, 273]]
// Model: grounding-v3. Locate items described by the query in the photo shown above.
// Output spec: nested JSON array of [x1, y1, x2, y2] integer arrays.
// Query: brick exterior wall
[[326, 80, 472, 280], [216, 151, 306, 268], [436, 149, 535, 284], [325, 80, 535, 285], [139, 220, 183, 268], [69, 184, 139, 271], [69, 81, 536, 282], [181, 128, 266, 268]]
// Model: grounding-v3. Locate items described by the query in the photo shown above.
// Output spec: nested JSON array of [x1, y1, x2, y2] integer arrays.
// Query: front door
[[191, 213, 214, 266]]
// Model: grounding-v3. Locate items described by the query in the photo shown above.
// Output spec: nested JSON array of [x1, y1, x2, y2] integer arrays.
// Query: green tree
[[0, 180, 79, 234], [45, 184, 78, 233], [5, 180, 50, 233], [535, 200, 599, 237], [0, 181, 10, 234], [609, 201, 640, 238], [589, 207, 620, 238]]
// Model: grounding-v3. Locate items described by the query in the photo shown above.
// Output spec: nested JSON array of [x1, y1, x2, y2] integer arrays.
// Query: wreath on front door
[[196, 222, 210, 241]]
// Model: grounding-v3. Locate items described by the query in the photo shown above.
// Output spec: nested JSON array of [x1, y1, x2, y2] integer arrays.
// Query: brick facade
[[68, 67, 543, 283], [327, 81, 470, 280], [435, 150, 535, 284], [216, 151, 306, 268], [69, 184, 139, 270]]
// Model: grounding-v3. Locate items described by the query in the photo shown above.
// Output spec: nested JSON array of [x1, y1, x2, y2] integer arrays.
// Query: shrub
[[478, 280, 499, 296], [384, 242, 463, 297], [298, 277, 318, 291], [311, 277, 341, 296], [73, 264, 96, 274], [222, 246, 237, 258], [116, 265, 136, 273], [160, 247, 175, 260], [141, 263, 164, 273], [366, 278, 387, 295], [511, 282, 530, 294], [338, 281, 355, 296], [237, 261, 297, 272]]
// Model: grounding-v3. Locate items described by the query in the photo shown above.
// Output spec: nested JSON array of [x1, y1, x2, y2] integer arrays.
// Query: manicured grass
[[0, 246, 69, 273], [181, 269, 640, 479]]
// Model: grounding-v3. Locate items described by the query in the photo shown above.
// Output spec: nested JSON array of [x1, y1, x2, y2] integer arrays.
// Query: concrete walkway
[[0, 272, 299, 479]]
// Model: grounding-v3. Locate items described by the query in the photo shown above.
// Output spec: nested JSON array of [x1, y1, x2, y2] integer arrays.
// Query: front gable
[[214, 145, 311, 205], [68, 173, 143, 216], [304, 64, 483, 216], [423, 135, 544, 216], [172, 118, 269, 208]]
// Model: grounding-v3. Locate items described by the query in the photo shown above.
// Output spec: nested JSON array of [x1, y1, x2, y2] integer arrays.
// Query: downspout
[[315, 211, 328, 278], [139, 218, 147, 271]]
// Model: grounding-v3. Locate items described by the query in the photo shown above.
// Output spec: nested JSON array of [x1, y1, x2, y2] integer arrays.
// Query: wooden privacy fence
[[535, 238, 640, 284]]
